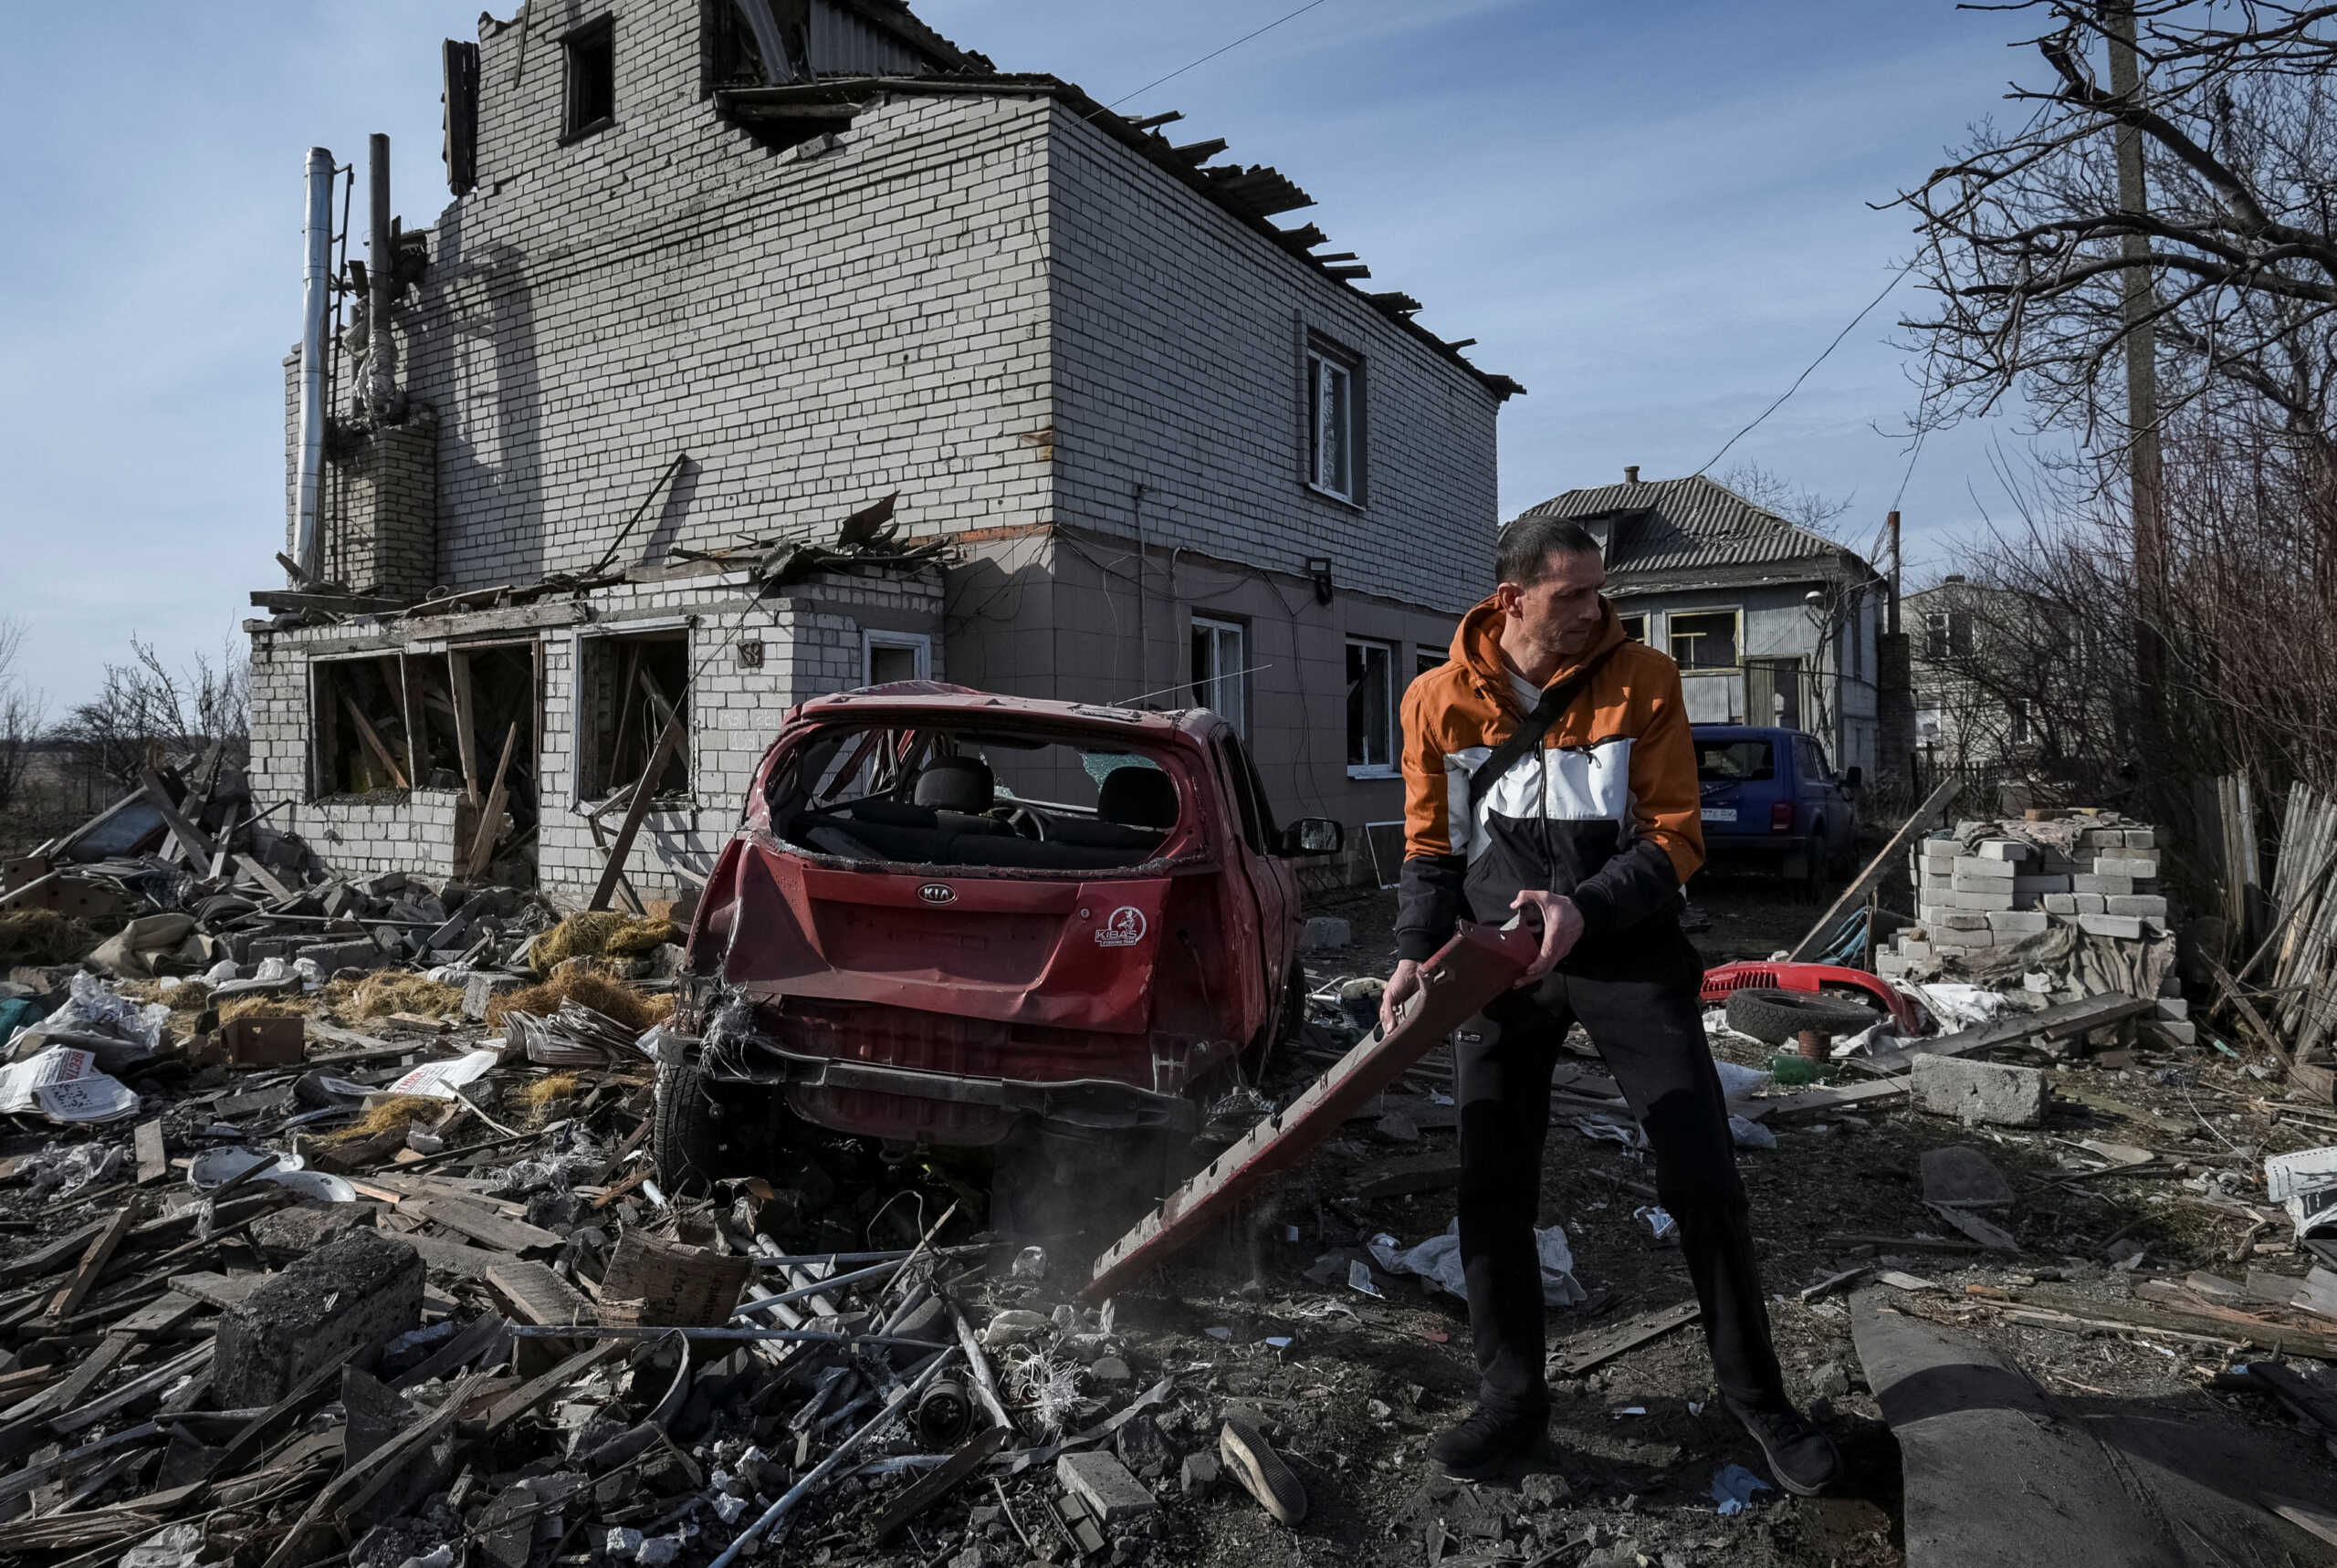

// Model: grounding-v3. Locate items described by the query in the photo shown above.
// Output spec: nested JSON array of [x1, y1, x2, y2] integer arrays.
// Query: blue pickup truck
[[1691, 725, 1860, 894]]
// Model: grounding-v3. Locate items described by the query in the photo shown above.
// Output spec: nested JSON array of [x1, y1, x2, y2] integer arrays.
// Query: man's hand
[[1510, 890, 1585, 986], [1380, 959, 1424, 1033]]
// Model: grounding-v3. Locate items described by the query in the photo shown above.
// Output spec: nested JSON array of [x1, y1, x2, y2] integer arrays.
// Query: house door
[[1745, 657, 1801, 729]]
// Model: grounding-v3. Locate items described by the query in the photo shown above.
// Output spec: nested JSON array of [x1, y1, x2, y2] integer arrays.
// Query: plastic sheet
[[1369, 1218, 1587, 1306]]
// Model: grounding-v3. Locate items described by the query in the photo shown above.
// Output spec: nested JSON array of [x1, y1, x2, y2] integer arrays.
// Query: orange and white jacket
[[1396, 597, 1704, 966]]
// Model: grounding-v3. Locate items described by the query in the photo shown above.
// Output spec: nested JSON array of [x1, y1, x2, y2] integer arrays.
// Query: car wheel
[[653, 1056, 728, 1198], [1724, 987, 1885, 1046]]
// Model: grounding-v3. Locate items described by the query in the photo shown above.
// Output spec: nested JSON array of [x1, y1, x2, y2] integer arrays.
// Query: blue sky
[[0, 0, 2050, 710]]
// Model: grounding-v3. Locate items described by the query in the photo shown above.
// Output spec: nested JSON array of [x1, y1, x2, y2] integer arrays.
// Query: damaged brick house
[[243, 0, 1517, 905]]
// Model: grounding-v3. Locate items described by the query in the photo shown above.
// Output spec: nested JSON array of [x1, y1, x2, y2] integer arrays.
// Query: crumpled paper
[[0, 1045, 140, 1123], [1368, 1218, 1587, 1306]]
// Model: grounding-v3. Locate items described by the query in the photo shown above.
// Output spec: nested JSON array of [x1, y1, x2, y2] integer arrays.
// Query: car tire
[[653, 1056, 728, 1198], [1724, 986, 1885, 1045]]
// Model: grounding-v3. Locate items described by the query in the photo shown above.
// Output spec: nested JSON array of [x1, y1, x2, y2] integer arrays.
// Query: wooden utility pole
[[1886, 509, 1902, 636], [2106, 3, 2167, 697]]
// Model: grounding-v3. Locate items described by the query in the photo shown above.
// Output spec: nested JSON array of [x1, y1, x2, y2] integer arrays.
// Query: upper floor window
[[563, 17, 616, 142], [1669, 609, 1740, 672], [1306, 338, 1365, 503], [1925, 608, 1973, 660]]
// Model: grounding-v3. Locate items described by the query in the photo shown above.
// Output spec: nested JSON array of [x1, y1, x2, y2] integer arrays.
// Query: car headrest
[[1097, 767, 1176, 830], [912, 757, 993, 814]]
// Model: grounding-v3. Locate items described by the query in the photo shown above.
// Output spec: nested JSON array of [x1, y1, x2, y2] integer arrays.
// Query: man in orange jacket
[[1383, 515, 1838, 1493]]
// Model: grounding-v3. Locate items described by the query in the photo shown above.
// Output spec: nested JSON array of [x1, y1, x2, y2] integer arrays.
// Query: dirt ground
[[1023, 871, 2337, 1568]]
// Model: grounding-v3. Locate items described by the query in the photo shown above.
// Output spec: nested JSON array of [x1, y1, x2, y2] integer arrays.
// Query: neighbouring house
[[1507, 470, 1885, 780], [245, 0, 1518, 904], [1904, 575, 2105, 772]]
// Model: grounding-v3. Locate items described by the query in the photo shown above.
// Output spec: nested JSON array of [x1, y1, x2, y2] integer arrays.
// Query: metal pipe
[[366, 133, 399, 422], [293, 147, 335, 580]]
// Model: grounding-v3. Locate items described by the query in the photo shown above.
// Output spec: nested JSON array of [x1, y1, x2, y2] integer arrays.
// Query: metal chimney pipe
[[293, 146, 336, 581], [365, 133, 399, 422]]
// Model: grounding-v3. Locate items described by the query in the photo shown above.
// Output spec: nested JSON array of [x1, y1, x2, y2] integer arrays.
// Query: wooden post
[[340, 694, 411, 790], [396, 654, 424, 788], [140, 768, 216, 868], [1785, 774, 1958, 963], [447, 650, 481, 807], [461, 723, 519, 882], [589, 708, 686, 911]]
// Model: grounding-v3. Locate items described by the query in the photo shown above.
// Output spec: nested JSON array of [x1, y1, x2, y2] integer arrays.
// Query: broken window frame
[[309, 653, 447, 800], [1189, 615, 1248, 735], [862, 629, 932, 687], [1304, 334, 1367, 506], [1617, 613, 1647, 643], [1667, 609, 1741, 673], [561, 16, 618, 144], [575, 627, 693, 807], [1345, 637, 1397, 778]]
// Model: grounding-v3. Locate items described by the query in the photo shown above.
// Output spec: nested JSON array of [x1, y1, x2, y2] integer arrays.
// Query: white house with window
[[1507, 472, 1884, 781]]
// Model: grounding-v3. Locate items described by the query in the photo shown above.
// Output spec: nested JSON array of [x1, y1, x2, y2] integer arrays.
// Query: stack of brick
[[1877, 815, 2191, 1041]]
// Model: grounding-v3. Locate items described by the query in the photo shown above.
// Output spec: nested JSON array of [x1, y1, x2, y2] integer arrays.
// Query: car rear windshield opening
[[1697, 739, 1775, 782], [766, 723, 1181, 872]]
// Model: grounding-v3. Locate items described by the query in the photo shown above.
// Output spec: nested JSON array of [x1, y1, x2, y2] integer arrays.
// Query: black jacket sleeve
[[1396, 853, 1466, 963]]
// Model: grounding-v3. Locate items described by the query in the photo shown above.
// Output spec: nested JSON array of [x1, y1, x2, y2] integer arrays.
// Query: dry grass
[[319, 1094, 443, 1146], [530, 912, 680, 975], [0, 909, 100, 967], [217, 995, 318, 1024], [332, 971, 467, 1020], [487, 964, 673, 1032]]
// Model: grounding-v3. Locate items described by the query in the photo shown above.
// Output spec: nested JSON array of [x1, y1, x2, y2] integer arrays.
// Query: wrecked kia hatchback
[[654, 683, 1342, 1226]]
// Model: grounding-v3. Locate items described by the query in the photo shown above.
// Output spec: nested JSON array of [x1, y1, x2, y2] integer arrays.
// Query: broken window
[[313, 658, 423, 797], [1618, 613, 1647, 643], [1190, 616, 1247, 734], [579, 632, 690, 801], [563, 17, 616, 141], [862, 630, 931, 686], [1668, 610, 1739, 672], [1346, 638, 1396, 775], [1306, 339, 1364, 502]]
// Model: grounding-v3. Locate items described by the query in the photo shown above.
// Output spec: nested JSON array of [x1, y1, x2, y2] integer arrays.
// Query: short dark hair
[[1495, 516, 1601, 587]]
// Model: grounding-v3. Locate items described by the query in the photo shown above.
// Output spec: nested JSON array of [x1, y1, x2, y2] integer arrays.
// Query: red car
[[655, 684, 1343, 1218]]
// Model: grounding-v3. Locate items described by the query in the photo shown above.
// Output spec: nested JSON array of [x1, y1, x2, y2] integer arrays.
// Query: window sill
[[1347, 765, 1400, 781], [559, 117, 616, 146], [1303, 481, 1364, 512]]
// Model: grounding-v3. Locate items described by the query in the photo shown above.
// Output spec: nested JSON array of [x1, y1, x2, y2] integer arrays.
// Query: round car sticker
[[1095, 906, 1148, 947]]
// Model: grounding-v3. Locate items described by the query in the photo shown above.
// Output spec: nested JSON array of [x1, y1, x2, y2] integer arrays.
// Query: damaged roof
[[713, 67, 1521, 401], [1516, 476, 1864, 580]]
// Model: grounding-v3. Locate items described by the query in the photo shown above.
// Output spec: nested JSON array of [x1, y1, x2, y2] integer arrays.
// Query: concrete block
[[2155, 1019, 2198, 1045], [2074, 893, 2107, 914], [1057, 1450, 1155, 1523], [2072, 874, 2133, 896], [2105, 894, 2168, 918], [1931, 926, 1996, 949], [2041, 894, 2078, 915], [1299, 915, 1352, 952], [1986, 910, 2049, 936], [2078, 914, 2144, 940], [1952, 890, 2016, 911], [297, 938, 390, 976], [2091, 856, 2158, 880], [2013, 875, 2072, 895], [1953, 872, 2017, 894], [1936, 912, 1991, 930], [1976, 841, 2032, 862], [463, 971, 524, 1022], [215, 1228, 423, 1407], [1874, 953, 1913, 979], [2122, 829, 2155, 850], [1898, 938, 1934, 960], [2156, 997, 2190, 1020], [1911, 1053, 2048, 1127], [1954, 856, 2017, 881]]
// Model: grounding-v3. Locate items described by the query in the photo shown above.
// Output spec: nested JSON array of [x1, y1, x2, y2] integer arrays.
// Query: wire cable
[[1692, 259, 1915, 478], [1105, 0, 1336, 110]]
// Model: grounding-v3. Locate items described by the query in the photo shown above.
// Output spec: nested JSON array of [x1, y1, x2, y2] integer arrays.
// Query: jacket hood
[[1449, 595, 1628, 709]]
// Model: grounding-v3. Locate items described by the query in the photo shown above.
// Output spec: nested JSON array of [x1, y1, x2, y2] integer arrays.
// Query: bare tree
[[0, 618, 44, 813], [51, 637, 249, 788], [1714, 460, 1856, 536]]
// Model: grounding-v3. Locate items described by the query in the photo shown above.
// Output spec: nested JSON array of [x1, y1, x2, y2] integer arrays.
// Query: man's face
[[1498, 549, 1608, 659]]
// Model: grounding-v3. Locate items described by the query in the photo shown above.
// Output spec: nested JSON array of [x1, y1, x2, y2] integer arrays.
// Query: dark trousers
[[1454, 946, 1787, 1417]]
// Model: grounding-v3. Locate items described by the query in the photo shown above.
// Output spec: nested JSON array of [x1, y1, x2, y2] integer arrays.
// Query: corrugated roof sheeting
[[813, 0, 939, 77], [1518, 476, 1855, 575]]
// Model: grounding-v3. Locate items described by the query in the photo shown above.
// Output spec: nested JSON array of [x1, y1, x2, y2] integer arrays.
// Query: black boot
[[1724, 1394, 1839, 1497], [1429, 1405, 1546, 1477]]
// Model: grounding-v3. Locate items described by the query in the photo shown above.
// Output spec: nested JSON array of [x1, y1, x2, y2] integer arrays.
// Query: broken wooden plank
[[138, 768, 215, 868], [478, 1341, 624, 1435], [1860, 992, 2157, 1076], [47, 1202, 141, 1323], [460, 721, 519, 882], [2002, 1287, 2337, 1360], [588, 706, 687, 911], [1549, 1300, 1701, 1377], [1787, 775, 1956, 962], [405, 1192, 561, 1254], [340, 692, 411, 789], [133, 1122, 167, 1186], [446, 649, 481, 807], [0, 1220, 105, 1289], [485, 1260, 595, 1327], [873, 1427, 1012, 1545], [232, 853, 294, 903], [1738, 1074, 1911, 1123]]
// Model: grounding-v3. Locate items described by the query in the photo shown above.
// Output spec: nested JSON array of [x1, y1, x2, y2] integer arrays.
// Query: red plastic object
[[1700, 960, 1926, 1036], [1082, 915, 1543, 1302]]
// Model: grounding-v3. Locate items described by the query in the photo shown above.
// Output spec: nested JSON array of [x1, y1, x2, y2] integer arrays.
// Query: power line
[[1692, 260, 1914, 479], [1106, 0, 1336, 110]]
